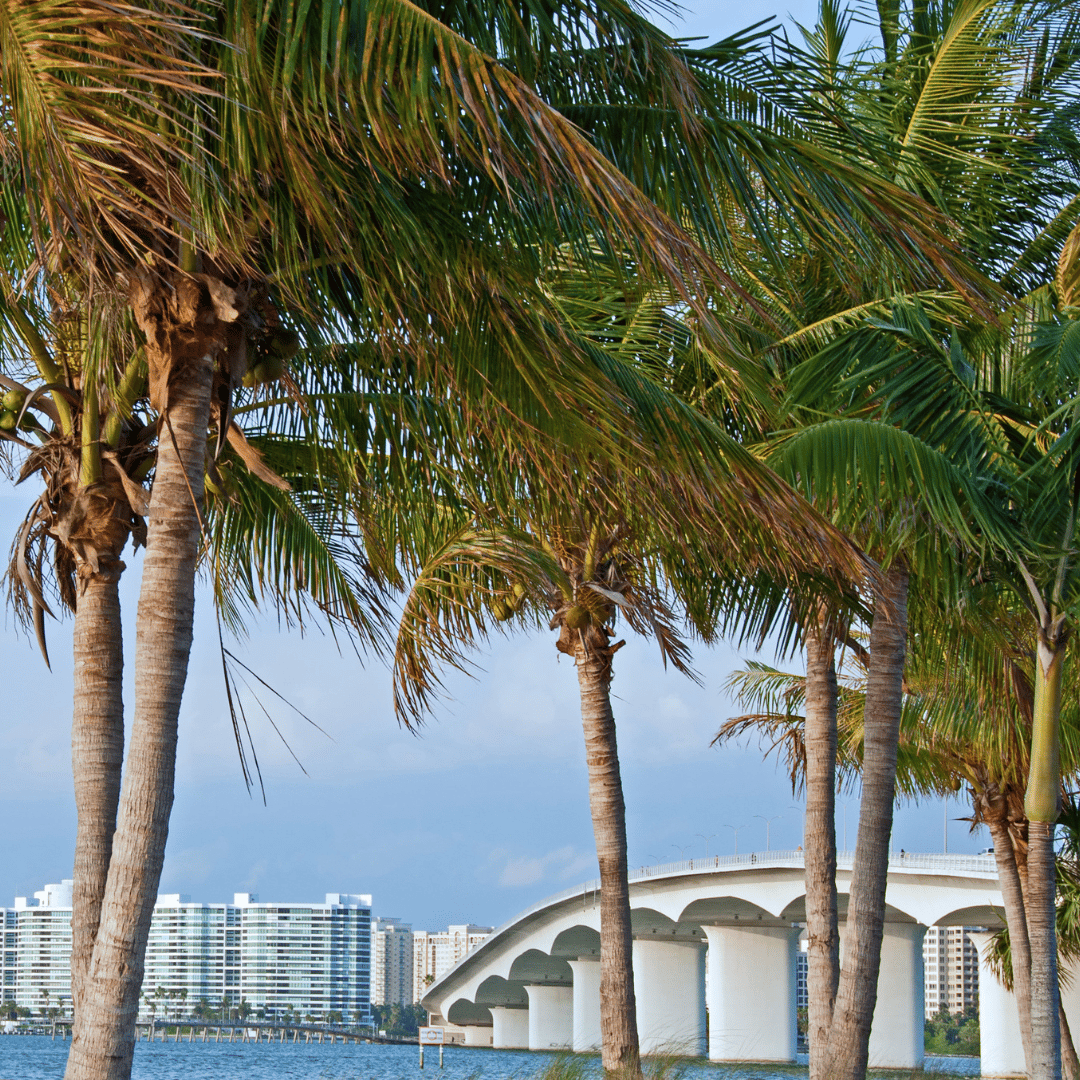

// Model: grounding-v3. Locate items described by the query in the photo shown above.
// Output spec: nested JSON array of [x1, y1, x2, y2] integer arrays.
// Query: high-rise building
[[0, 883, 372, 1024], [923, 925, 980, 1015], [413, 924, 492, 1004], [3, 881, 73, 1016], [371, 917, 413, 1006]]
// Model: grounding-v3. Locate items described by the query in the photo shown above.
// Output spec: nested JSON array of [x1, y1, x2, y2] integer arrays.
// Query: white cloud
[[497, 845, 596, 889]]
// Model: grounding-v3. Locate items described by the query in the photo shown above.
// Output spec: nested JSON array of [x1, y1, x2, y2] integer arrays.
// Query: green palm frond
[[391, 525, 564, 726], [762, 417, 1014, 572]]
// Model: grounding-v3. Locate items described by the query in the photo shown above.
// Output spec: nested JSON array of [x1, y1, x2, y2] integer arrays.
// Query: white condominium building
[[923, 924, 980, 1015], [371, 917, 413, 1006], [1, 883, 372, 1024], [413, 924, 492, 1004], [3, 881, 74, 1015], [233, 892, 371, 1022]]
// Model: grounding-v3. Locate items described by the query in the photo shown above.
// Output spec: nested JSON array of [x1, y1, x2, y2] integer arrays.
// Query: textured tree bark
[[803, 620, 840, 1080], [1026, 630, 1065, 1080], [985, 804, 1033, 1070], [70, 560, 125, 1017], [64, 325, 214, 1079], [1029, 821, 1063, 1080], [821, 565, 908, 1080], [575, 641, 641, 1078], [1060, 1002, 1079, 1080]]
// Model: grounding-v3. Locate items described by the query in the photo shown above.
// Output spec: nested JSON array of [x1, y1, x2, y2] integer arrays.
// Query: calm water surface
[[0, 1037, 980, 1080]]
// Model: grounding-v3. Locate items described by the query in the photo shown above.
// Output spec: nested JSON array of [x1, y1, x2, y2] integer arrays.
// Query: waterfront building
[[0, 883, 372, 1024], [371, 917, 413, 1006], [413, 924, 492, 1004], [3, 881, 73, 1016], [922, 924, 980, 1015]]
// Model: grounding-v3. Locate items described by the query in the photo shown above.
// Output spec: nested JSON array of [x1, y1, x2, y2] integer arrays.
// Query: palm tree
[[382, 289, 880, 1070], [716, 576, 1080, 1075], [0, 1, 1020, 1075], [688, 0, 1080, 1073], [3, 3, 843, 1077], [2, 4, 975, 1076]]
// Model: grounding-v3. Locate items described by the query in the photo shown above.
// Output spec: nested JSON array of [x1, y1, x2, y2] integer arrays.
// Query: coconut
[[949, 776, 962, 792], [2, 389, 25, 412], [565, 605, 591, 630], [491, 599, 512, 622], [268, 329, 301, 360], [0, 411, 17, 431]]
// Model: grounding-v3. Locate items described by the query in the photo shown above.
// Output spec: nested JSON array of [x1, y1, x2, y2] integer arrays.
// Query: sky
[[0, 0, 989, 936]]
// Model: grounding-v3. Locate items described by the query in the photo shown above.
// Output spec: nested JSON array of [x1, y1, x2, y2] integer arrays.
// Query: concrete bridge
[[422, 850, 1044, 1077]]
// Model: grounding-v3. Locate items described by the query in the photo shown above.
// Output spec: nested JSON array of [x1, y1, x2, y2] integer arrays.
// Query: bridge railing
[[630, 850, 996, 880]]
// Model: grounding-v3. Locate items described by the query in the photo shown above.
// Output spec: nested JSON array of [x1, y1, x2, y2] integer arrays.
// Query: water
[[0, 1038, 981, 1080]]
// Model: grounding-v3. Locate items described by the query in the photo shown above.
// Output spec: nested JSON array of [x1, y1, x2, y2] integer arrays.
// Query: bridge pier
[[490, 1006, 529, 1049], [525, 985, 573, 1050], [971, 930, 1025, 1078], [462, 1025, 493, 1046], [839, 921, 925, 1070], [632, 937, 706, 1056], [569, 958, 601, 1052], [703, 924, 797, 1063]]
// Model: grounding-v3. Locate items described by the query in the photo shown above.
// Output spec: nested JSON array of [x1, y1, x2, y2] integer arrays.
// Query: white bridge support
[[569, 959, 601, 1052], [863, 923, 925, 1069], [704, 924, 797, 1062], [632, 938, 706, 1056], [490, 1007, 529, 1049], [971, 931, 1025, 1078], [525, 985, 573, 1050]]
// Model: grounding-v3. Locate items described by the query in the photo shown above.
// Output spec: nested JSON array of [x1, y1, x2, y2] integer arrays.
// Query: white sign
[[419, 1026, 444, 1045]]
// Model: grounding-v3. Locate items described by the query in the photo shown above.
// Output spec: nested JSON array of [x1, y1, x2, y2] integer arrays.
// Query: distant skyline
[[0, 0, 988, 935]]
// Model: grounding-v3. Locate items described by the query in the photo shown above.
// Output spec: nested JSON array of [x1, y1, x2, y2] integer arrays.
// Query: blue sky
[[0, 0, 988, 935]]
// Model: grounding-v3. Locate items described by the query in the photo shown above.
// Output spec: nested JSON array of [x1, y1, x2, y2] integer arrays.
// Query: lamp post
[[696, 833, 716, 859], [723, 823, 747, 855], [672, 843, 691, 861], [755, 814, 783, 851]]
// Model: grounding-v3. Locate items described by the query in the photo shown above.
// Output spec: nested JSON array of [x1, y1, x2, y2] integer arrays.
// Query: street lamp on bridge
[[754, 814, 783, 851], [722, 823, 747, 855]]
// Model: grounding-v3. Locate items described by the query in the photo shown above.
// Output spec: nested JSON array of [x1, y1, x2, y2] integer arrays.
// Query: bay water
[[0, 1038, 980, 1080]]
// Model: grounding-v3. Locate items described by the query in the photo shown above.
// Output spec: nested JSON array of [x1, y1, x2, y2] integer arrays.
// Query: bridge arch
[[447, 999, 492, 1026], [508, 949, 572, 985], [550, 925, 600, 958], [475, 975, 527, 1007]]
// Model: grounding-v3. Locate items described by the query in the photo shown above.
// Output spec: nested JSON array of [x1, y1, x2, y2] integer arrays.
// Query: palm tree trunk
[[1029, 820, 1062, 1080], [65, 294, 216, 1079], [70, 559, 125, 1018], [803, 620, 840, 1080], [1026, 632, 1066, 1080], [984, 803, 1033, 1070], [822, 565, 908, 1080], [1061, 1001, 1079, 1080], [575, 640, 640, 1078]]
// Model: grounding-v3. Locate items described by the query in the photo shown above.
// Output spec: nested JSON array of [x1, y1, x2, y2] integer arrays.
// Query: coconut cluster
[[490, 583, 527, 621], [241, 328, 300, 387], [0, 388, 32, 432]]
